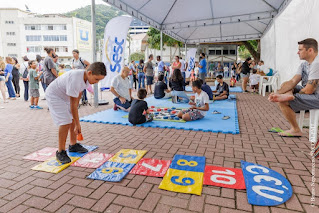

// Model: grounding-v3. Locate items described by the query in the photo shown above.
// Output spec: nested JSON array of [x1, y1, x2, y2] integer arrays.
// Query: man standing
[[157, 56, 165, 76], [111, 66, 133, 111], [269, 38, 319, 137], [198, 53, 207, 83], [180, 57, 186, 90], [144, 54, 154, 94]]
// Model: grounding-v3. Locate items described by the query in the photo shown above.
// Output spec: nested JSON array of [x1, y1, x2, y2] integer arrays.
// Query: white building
[[129, 18, 149, 35], [0, 8, 92, 64]]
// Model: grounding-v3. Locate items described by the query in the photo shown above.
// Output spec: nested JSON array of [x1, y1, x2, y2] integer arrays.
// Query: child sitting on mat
[[46, 62, 106, 164], [199, 79, 213, 100], [129, 88, 153, 125], [154, 74, 171, 99], [230, 75, 237, 87], [178, 80, 209, 121], [212, 75, 229, 100]]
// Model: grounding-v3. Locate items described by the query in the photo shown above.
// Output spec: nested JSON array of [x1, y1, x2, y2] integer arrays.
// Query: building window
[[43, 35, 67, 41], [48, 25, 54, 30], [8, 54, 18, 57], [6, 32, 15, 36], [25, 25, 41, 30], [5, 21, 14, 24], [229, 50, 236, 55], [7, 43, 16, 46], [26, 35, 41, 41], [223, 50, 229, 55], [27, 46, 42, 52]]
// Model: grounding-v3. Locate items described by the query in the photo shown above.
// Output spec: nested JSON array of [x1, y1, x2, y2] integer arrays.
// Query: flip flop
[[279, 132, 302, 137], [212, 110, 221, 114], [268, 127, 284, 133], [222, 116, 230, 120]]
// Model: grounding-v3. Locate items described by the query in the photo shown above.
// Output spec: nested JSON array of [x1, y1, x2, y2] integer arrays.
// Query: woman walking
[[4, 57, 16, 100]]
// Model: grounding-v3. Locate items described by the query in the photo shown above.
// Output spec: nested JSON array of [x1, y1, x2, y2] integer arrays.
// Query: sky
[[0, 0, 107, 14]]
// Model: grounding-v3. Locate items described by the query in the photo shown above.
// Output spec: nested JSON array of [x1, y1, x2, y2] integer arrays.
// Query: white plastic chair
[[262, 73, 279, 96], [298, 109, 319, 143]]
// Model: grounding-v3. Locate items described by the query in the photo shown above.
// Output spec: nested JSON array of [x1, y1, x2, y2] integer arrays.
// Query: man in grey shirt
[[43, 47, 58, 86], [269, 38, 319, 137], [143, 54, 154, 94]]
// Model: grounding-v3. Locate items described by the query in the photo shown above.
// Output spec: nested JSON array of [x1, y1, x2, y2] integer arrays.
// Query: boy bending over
[[46, 62, 106, 163]]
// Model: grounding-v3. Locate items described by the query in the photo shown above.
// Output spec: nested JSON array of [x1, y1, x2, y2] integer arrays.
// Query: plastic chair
[[298, 109, 319, 143], [262, 73, 279, 96]]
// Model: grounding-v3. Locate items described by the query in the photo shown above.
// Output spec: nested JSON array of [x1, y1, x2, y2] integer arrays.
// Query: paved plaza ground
[[0, 85, 318, 213]]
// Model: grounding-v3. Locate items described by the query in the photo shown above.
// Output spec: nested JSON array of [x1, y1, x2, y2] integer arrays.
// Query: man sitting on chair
[[268, 38, 319, 137]]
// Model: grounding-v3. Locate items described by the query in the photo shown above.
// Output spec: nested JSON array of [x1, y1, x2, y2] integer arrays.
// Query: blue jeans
[[172, 90, 189, 103], [129, 75, 134, 89], [41, 81, 47, 92], [224, 71, 229, 78], [23, 81, 29, 101], [113, 97, 131, 109], [182, 72, 186, 90], [138, 72, 145, 89], [5, 76, 16, 98]]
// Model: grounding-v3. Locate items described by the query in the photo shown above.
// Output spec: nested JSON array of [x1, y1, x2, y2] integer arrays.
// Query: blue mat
[[80, 96, 239, 134], [185, 86, 243, 93]]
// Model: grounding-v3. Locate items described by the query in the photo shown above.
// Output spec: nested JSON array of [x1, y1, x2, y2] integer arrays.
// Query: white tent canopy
[[103, 0, 291, 43]]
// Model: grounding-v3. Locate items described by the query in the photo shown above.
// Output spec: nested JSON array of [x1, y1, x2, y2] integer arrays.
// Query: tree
[[130, 52, 145, 62], [238, 40, 260, 62], [147, 27, 183, 62]]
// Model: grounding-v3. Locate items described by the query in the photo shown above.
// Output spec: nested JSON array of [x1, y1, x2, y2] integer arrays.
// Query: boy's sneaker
[[113, 104, 118, 111], [34, 106, 43, 109], [68, 143, 88, 153], [56, 150, 71, 164], [29, 105, 34, 109]]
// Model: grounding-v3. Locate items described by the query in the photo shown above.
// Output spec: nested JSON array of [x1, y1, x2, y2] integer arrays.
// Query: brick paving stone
[[153, 203, 171, 213], [4, 185, 34, 201], [132, 183, 153, 199], [44, 193, 74, 212], [113, 195, 142, 209], [67, 196, 97, 209], [188, 195, 205, 212], [68, 185, 94, 197], [139, 192, 161, 212], [47, 183, 73, 200], [204, 204, 219, 213], [89, 183, 113, 200], [235, 191, 252, 212], [160, 196, 188, 209], [26, 186, 53, 197], [56, 205, 75, 213], [109, 185, 136, 197], [91, 193, 117, 212], [7, 205, 29, 213], [23, 196, 51, 209], [206, 195, 235, 209], [105, 204, 123, 213]]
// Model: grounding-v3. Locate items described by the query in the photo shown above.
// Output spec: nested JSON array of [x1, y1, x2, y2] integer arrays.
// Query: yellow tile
[[32, 157, 80, 174], [158, 168, 203, 195], [109, 149, 147, 164]]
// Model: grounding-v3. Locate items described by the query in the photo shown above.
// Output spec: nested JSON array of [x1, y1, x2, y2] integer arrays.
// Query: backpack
[[22, 63, 28, 79], [73, 57, 87, 68]]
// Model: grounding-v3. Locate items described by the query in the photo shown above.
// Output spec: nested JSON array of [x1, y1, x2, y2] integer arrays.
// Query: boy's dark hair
[[170, 69, 183, 81], [192, 80, 202, 89], [245, 57, 252, 62], [298, 38, 318, 52], [88, 62, 107, 76], [28, 60, 36, 66], [139, 59, 144, 64], [137, 88, 147, 99], [199, 78, 204, 85], [72, 49, 80, 54], [216, 75, 223, 79], [232, 75, 235, 78], [149, 54, 153, 59], [201, 53, 206, 57], [253, 69, 257, 74], [157, 55, 161, 60], [158, 74, 164, 82]]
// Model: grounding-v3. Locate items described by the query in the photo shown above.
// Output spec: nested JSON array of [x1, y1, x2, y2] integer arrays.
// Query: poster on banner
[[100, 16, 133, 89], [32, 157, 80, 174], [71, 152, 114, 168], [87, 161, 135, 182], [185, 48, 197, 78], [109, 149, 147, 164], [241, 161, 293, 206], [129, 158, 172, 177], [203, 165, 246, 189], [23, 147, 57, 161], [159, 154, 205, 195], [66, 145, 98, 158]]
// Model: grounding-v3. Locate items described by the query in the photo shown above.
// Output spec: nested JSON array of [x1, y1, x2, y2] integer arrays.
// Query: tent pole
[[91, 0, 98, 107], [160, 30, 163, 58]]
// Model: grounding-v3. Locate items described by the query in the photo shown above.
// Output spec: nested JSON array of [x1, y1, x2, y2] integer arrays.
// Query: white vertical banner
[[185, 48, 197, 78], [100, 16, 133, 89]]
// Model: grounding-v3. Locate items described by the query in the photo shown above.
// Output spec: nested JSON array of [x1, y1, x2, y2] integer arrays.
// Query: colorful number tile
[[159, 168, 203, 195], [23, 147, 57, 161], [109, 149, 147, 164], [87, 161, 135, 182], [170, 155, 206, 173], [32, 157, 80, 174], [241, 160, 293, 206], [67, 145, 98, 158], [129, 158, 172, 177], [203, 165, 246, 189], [71, 152, 114, 168]]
